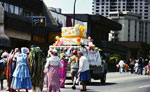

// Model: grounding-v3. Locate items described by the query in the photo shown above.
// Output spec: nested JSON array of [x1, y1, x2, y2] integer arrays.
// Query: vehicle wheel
[[101, 74, 106, 84]]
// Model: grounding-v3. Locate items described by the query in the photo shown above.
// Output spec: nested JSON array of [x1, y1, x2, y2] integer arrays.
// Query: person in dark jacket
[[138, 57, 143, 75]]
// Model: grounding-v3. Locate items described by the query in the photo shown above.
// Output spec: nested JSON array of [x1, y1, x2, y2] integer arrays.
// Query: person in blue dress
[[11, 47, 32, 92]]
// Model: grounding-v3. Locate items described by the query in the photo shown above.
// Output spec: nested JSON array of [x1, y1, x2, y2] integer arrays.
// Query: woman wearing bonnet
[[11, 47, 32, 92], [44, 49, 62, 92]]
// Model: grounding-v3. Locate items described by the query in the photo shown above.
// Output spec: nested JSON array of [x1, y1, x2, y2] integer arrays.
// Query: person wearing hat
[[59, 53, 68, 88], [11, 47, 32, 92], [78, 51, 90, 91], [68, 50, 79, 89], [44, 49, 62, 92]]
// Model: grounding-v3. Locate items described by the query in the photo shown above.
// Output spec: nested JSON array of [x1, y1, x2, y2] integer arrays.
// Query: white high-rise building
[[92, 0, 150, 20]]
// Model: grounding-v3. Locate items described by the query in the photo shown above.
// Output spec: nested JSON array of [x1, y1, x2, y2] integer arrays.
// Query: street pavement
[[1, 72, 150, 92]]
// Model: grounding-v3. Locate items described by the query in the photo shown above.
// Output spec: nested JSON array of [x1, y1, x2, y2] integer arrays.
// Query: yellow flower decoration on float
[[79, 26, 86, 38], [71, 27, 74, 29], [74, 24, 80, 28], [65, 29, 67, 32], [72, 30, 75, 33], [68, 32, 71, 34]]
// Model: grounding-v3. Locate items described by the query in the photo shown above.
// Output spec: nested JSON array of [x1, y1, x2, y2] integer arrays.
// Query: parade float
[[49, 24, 107, 83]]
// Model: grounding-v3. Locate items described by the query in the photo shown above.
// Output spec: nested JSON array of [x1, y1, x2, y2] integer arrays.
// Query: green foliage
[[28, 47, 46, 89]]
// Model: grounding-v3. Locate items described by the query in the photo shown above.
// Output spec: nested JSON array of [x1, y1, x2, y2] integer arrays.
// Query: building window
[[96, 0, 99, 2], [96, 3, 99, 5], [145, 10, 148, 12], [4, 3, 8, 12], [128, 20, 130, 41], [139, 22, 141, 42], [19, 8, 23, 15], [145, 3, 148, 5], [145, 6, 148, 9], [14, 6, 19, 14], [96, 10, 99, 12], [135, 21, 137, 41], [23, 9, 31, 16], [145, 23, 147, 43], [9, 4, 14, 13], [145, 13, 148, 15]]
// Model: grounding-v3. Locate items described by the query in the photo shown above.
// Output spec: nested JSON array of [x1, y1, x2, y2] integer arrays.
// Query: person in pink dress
[[44, 49, 62, 92], [59, 53, 68, 88]]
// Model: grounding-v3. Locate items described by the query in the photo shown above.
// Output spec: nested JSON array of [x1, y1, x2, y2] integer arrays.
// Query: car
[[90, 59, 107, 84]]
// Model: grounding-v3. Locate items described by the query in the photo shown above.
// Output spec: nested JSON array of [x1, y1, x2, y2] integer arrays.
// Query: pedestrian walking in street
[[78, 51, 90, 91], [11, 47, 32, 92], [68, 50, 79, 90], [118, 59, 125, 73], [138, 57, 144, 75], [134, 60, 138, 74], [59, 53, 68, 88], [130, 58, 135, 74], [44, 49, 62, 92]]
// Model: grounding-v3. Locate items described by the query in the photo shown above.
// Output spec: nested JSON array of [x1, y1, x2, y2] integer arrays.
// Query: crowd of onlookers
[[117, 57, 150, 75]]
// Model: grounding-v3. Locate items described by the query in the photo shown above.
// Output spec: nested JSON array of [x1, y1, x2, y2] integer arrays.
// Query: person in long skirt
[[11, 47, 32, 92], [78, 51, 90, 91], [0, 51, 9, 90], [6, 48, 20, 91], [59, 53, 68, 88], [44, 49, 62, 92]]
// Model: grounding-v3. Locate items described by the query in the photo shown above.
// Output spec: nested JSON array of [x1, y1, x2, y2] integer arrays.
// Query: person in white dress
[[118, 60, 125, 73]]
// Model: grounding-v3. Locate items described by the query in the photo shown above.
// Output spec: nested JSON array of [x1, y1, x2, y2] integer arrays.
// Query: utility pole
[[73, 0, 77, 26]]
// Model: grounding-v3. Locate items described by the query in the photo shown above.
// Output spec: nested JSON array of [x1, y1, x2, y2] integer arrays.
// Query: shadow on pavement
[[88, 82, 117, 86], [65, 82, 117, 86], [65, 82, 73, 85]]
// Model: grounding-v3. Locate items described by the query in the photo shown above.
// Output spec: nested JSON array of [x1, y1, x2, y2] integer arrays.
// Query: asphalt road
[[1, 72, 150, 92]]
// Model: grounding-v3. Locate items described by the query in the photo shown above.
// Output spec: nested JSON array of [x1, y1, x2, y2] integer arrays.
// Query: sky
[[43, 0, 92, 14]]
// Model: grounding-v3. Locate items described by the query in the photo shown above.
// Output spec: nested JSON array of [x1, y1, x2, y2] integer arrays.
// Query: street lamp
[[73, 0, 77, 26]]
